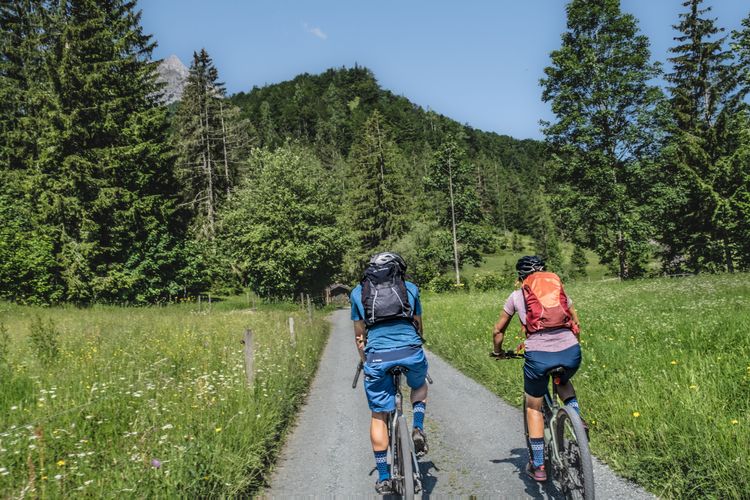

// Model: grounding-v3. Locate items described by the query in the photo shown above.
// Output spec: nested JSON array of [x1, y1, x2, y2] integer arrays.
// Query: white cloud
[[304, 23, 327, 40]]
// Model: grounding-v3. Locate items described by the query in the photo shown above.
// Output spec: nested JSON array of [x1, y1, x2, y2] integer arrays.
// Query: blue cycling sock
[[564, 396, 581, 416], [412, 401, 426, 430], [529, 437, 545, 467], [374, 449, 390, 481]]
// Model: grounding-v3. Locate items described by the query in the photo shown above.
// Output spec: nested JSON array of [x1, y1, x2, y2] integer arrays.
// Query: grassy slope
[[461, 235, 612, 283], [0, 298, 328, 497], [423, 274, 749, 499]]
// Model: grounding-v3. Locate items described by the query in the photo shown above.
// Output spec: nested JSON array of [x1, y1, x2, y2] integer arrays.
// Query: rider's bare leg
[[410, 382, 428, 404], [557, 380, 576, 401], [525, 393, 544, 438], [370, 411, 388, 451]]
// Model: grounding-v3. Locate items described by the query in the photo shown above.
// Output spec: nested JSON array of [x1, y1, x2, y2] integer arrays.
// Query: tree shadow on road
[[491, 447, 564, 499]]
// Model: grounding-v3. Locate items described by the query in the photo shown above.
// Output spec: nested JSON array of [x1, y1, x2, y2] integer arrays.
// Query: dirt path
[[267, 309, 652, 498]]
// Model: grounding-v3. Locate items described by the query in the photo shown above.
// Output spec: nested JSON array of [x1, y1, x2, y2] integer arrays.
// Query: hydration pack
[[521, 272, 578, 335], [361, 262, 413, 328]]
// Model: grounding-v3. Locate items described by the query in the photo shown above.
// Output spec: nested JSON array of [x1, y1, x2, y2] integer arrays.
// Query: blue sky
[[139, 0, 749, 140]]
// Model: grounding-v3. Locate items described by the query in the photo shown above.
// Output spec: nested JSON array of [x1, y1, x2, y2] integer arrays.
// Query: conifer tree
[[46, 0, 188, 302], [0, 0, 191, 303], [0, 0, 48, 172], [173, 48, 250, 239], [343, 110, 408, 276], [570, 245, 589, 279], [531, 192, 563, 272], [662, 0, 748, 272], [541, 0, 662, 279]]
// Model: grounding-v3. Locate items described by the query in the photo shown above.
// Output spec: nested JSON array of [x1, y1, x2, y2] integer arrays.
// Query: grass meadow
[[0, 298, 328, 497], [423, 273, 749, 499], [461, 236, 612, 282]]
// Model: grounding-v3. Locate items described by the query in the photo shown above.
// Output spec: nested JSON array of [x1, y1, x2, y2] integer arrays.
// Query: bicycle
[[353, 360, 432, 498], [494, 350, 595, 500]]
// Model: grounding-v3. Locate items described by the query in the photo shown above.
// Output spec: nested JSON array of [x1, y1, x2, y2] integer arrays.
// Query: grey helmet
[[368, 252, 407, 274], [516, 255, 545, 280]]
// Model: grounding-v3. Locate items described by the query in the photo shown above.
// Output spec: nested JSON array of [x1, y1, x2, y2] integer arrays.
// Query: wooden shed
[[325, 283, 351, 305]]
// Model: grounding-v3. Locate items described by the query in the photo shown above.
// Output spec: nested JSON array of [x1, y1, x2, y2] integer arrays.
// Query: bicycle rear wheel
[[553, 407, 594, 500], [396, 415, 415, 499]]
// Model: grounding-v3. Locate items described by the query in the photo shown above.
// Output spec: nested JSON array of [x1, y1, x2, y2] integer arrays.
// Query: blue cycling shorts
[[523, 344, 582, 397], [363, 346, 429, 413]]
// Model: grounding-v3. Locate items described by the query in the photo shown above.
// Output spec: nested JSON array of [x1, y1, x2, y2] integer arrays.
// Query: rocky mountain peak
[[156, 55, 189, 104]]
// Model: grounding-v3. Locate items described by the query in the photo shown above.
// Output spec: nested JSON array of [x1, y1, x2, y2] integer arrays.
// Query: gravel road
[[267, 309, 653, 498]]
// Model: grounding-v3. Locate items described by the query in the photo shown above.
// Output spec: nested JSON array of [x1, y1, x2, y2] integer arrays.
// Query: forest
[[1, 0, 749, 304]]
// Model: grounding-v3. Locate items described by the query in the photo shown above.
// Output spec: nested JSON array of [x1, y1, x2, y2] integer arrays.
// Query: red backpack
[[521, 272, 578, 335]]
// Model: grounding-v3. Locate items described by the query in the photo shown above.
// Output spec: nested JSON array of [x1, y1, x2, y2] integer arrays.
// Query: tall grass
[[0, 297, 328, 497], [424, 274, 749, 499]]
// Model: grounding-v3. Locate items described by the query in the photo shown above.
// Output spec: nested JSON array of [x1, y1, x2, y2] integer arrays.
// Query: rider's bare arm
[[353, 320, 366, 362], [569, 305, 581, 338], [492, 311, 513, 355]]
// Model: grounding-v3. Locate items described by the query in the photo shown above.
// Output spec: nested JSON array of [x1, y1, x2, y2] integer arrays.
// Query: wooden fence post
[[289, 317, 296, 347], [306, 294, 312, 321], [242, 329, 254, 385]]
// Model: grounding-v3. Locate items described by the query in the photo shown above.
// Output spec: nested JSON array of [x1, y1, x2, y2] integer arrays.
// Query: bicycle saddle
[[387, 366, 410, 375], [547, 366, 566, 376]]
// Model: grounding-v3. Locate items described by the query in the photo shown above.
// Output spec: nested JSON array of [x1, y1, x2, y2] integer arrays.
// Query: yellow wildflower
[[670, 360, 677, 365], [731, 419, 739, 425], [632, 412, 641, 418], [56, 460, 65, 467], [214, 427, 222, 433]]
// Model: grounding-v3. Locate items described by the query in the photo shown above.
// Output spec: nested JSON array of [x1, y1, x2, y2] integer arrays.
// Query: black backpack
[[361, 261, 413, 328]]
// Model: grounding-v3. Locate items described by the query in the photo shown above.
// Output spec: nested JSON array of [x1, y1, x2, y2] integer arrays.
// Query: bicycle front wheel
[[553, 407, 594, 500], [396, 415, 415, 499]]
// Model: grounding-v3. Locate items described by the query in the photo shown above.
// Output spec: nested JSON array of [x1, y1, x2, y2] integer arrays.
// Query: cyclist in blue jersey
[[351, 252, 429, 495]]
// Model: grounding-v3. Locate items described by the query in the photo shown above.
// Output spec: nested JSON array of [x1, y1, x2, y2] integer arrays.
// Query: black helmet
[[369, 252, 407, 274], [516, 255, 545, 280]]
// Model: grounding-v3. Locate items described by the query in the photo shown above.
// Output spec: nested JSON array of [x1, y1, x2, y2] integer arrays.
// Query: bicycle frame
[[542, 376, 564, 469]]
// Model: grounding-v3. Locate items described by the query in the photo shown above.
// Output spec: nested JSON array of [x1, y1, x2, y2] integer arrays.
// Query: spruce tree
[[662, 0, 748, 272], [730, 15, 750, 268], [0, 0, 48, 172], [570, 245, 589, 279], [0, 0, 190, 303], [343, 110, 408, 276], [173, 48, 250, 239], [541, 0, 662, 279], [531, 192, 563, 272]]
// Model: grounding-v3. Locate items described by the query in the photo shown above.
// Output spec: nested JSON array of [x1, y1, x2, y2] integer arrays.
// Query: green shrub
[[473, 272, 514, 291], [28, 316, 60, 365], [427, 275, 469, 293]]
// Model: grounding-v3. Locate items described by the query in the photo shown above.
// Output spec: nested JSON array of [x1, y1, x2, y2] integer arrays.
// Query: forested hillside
[[2, 0, 750, 305]]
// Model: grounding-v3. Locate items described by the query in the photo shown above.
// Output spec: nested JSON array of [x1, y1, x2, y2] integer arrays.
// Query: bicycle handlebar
[[490, 350, 524, 360]]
